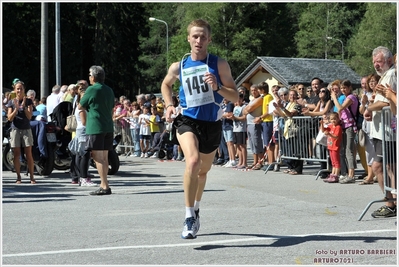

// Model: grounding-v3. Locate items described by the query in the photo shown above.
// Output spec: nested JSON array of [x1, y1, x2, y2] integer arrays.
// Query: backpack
[[348, 97, 363, 130]]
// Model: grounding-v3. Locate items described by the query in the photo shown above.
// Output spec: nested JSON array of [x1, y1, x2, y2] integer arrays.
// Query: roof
[[235, 56, 362, 88]]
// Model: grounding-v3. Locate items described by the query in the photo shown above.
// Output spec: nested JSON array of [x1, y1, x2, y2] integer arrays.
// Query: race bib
[[181, 64, 215, 108]]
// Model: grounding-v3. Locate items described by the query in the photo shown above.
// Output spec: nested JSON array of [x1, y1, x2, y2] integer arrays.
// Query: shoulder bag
[[66, 104, 77, 132]]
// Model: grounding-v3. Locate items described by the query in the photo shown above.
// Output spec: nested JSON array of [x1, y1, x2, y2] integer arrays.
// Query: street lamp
[[326, 36, 344, 61], [149, 17, 169, 71]]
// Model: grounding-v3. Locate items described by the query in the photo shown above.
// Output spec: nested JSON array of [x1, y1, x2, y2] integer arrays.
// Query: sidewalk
[[2, 155, 397, 265]]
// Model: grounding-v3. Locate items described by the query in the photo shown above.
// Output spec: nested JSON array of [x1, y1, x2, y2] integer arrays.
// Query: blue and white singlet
[[178, 53, 224, 122]]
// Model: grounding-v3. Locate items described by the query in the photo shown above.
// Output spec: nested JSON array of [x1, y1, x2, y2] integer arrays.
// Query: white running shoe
[[222, 161, 232, 168], [181, 217, 198, 239]]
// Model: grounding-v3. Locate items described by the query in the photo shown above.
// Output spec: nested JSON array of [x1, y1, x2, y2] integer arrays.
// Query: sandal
[[359, 180, 374, 185], [288, 170, 299, 175], [283, 169, 292, 174], [16, 179, 22, 184], [252, 163, 262, 170], [30, 179, 37, 184]]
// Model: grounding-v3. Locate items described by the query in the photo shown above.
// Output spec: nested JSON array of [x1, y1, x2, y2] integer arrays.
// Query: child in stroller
[[148, 129, 174, 160]]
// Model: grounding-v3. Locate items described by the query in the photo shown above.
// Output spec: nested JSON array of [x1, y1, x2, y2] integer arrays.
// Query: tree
[[295, 3, 366, 60], [346, 3, 397, 76]]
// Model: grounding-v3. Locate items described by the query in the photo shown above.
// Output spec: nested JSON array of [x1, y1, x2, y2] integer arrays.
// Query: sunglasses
[[320, 90, 326, 93], [298, 87, 304, 90]]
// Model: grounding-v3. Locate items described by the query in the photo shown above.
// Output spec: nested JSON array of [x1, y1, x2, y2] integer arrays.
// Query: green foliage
[[2, 2, 396, 100], [295, 3, 366, 60], [346, 3, 397, 76]]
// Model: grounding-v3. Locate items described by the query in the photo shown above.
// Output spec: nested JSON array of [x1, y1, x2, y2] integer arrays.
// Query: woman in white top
[[74, 88, 96, 186], [358, 73, 380, 184]]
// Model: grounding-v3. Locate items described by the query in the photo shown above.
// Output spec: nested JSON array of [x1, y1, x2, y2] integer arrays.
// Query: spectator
[[302, 85, 333, 172], [63, 84, 77, 103], [58, 85, 68, 103], [254, 81, 275, 170], [212, 96, 228, 166], [112, 97, 124, 153], [46, 85, 61, 122], [270, 85, 282, 171], [156, 97, 165, 132], [120, 99, 133, 156], [136, 94, 146, 110], [149, 105, 161, 156], [305, 78, 323, 111], [358, 73, 379, 185], [331, 79, 359, 184], [296, 83, 309, 106], [138, 105, 151, 158], [161, 19, 238, 239], [243, 84, 264, 170], [322, 112, 343, 183], [3, 91, 11, 114], [364, 46, 397, 218], [238, 86, 250, 105], [26, 89, 37, 117], [304, 77, 324, 164], [79, 65, 115, 195], [71, 86, 96, 186], [144, 94, 152, 108], [273, 87, 290, 166], [306, 86, 314, 99], [35, 96, 47, 118], [273, 88, 304, 175], [7, 79, 36, 184], [221, 98, 236, 168], [127, 101, 141, 157], [26, 89, 36, 101], [232, 93, 248, 169], [356, 76, 370, 180]]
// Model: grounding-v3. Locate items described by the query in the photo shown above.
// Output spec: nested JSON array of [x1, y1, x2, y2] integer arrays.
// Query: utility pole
[[40, 3, 48, 98], [55, 3, 61, 85]]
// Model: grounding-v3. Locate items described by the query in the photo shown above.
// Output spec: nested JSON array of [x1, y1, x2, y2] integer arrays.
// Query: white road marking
[[3, 229, 396, 258]]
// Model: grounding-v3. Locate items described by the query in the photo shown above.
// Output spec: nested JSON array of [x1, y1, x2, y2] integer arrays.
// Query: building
[[235, 56, 362, 91]]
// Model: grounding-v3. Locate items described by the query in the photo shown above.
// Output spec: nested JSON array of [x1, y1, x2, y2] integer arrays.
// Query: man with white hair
[[363, 46, 397, 218], [26, 89, 36, 101], [46, 85, 61, 121]]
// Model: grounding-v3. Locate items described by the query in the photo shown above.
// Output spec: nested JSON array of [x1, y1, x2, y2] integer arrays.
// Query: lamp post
[[326, 36, 344, 61], [149, 17, 168, 71]]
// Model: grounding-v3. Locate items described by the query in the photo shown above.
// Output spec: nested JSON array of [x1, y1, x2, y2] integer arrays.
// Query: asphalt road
[[2, 155, 397, 266]]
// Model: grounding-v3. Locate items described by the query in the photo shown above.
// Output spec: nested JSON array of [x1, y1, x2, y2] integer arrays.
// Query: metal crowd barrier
[[264, 115, 330, 178], [358, 106, 397, 220]]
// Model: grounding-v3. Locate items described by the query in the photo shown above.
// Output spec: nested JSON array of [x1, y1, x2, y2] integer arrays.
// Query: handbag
[[358, 129, 366, 147], [316, 129, 328, 146], [66, 104, 77, 132]]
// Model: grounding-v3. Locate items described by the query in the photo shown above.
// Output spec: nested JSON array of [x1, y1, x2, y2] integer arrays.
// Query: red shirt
[[327, 123, 342, 151]]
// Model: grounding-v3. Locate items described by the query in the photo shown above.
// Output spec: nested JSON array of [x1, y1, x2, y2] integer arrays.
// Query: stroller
[[149, 130, 174, 160]]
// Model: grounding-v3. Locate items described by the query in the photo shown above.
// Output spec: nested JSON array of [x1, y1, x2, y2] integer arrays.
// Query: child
[[138, 106, 151, 158], [323, 112, 343, 183], [149, 106, 161, 157]]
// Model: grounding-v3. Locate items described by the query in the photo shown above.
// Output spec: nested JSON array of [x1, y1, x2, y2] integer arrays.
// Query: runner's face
[[188, 26, 211, 54]]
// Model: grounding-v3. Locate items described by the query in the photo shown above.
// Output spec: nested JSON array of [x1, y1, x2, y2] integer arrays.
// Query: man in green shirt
[[79, 65, 115, 195]]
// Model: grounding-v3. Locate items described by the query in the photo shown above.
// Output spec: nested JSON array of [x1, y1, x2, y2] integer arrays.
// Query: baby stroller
[[149, 130, 174, 160]]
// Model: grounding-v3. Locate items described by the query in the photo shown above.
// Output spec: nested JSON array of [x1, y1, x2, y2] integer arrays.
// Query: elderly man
[[79, 65, 115, 195], [363, 46, 397, 218], [46, 85, 61, 122]]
